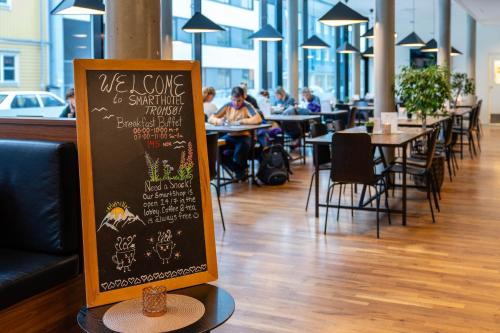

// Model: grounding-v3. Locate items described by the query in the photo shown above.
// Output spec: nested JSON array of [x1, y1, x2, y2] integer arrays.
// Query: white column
[[105, 0, 161, 59], [437, 0, 451, 70], [466, 14, 476, 81], [161, 0, 173, 60], [374, 0, 395, 117], [353, 24, 361, 97], [287, 0, 299, 100]]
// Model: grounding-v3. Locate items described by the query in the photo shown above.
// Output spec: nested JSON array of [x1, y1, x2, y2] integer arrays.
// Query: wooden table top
[[205, 123, 271, 133], [398, 116, 448, 127], [306, 127, 431, 147], [266, 115, 321, 122], [317, 110, 348, 116], [446, 108, 472, 117]]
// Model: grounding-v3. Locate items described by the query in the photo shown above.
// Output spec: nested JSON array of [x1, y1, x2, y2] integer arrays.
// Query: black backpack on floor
[[257, 144, 291, 185]]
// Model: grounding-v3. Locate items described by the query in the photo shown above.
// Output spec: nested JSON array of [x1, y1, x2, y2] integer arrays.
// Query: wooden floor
[[212, 127, 500, 333]]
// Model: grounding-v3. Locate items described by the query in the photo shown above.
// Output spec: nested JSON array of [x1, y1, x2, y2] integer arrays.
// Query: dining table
[[265, 114, 321, 164], [205, 123, 271, 184], [397, 115, 449, 128], [306, 126, 432, 226]]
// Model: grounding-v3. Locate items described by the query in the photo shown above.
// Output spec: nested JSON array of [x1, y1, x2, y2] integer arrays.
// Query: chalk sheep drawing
[[98, 201, 145, 232], [153, 230, 176, 264], [112, 235, 136, 272]]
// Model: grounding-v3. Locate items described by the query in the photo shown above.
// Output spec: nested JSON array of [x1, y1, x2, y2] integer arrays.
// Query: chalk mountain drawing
[[102, 114, 115, 120], [98, 201, 145, 232], [91, 107, 107, 113]]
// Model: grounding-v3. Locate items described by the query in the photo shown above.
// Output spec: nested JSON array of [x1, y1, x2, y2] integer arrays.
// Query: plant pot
[[366, 125, 374, 133], [407, 112, 413, 120]]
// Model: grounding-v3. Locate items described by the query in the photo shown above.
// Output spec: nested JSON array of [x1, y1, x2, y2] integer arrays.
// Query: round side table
[[77, 284, 234, 333]]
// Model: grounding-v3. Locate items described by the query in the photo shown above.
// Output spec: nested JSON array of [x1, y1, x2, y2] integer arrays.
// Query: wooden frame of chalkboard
[[74, 59, 217, 308]]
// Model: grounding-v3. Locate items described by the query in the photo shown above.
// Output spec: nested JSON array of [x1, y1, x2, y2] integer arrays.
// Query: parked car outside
[[0, 91, 67, 118]]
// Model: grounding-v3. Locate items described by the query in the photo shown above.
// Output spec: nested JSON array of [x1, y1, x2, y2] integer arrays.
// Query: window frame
[[209, 0, 253, 11], [0, 52, 20, 86]]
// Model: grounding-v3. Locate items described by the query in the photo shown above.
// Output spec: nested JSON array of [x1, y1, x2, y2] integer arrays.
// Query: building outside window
[[0, 0, 11, 9], [210, 0, 253, 10], [0, 53, 18, 84]]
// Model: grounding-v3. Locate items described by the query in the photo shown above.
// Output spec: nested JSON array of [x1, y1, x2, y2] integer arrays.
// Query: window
[[173, 17, 191, 43], [210, 0, 253, 10], [0, 94, 7, 104], [0, 0, 11, 9], [230, 27, 253, 49], [39, 94, 65, 107], [202, 67, 254, 90], [11, 95, 40, 108], [203, 28, 230, 47], [0, 53, 18, 84]]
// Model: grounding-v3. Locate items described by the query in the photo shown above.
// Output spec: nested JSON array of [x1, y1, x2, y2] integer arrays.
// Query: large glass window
[[210, 0, 253, 10], [0, 0, 11, 9], [173, 17, 191, 43]]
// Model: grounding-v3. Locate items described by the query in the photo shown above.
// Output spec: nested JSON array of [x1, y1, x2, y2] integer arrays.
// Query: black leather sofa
[[0, 140, 81, 310]]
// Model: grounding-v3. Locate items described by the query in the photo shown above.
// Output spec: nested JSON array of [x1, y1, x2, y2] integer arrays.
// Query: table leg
[[402, 143, 407, 226], [460, 115, 464, 159], [217, 136, 221, 190], [314, 144, 319, 218], [250, 130, 255, 183]]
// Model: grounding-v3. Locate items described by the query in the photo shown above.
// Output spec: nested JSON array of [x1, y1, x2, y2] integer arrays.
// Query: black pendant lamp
[[397, 0, 424, 47], [421, 38, 438, 52], [362, 46, 374, 58], [451, 47, 463, 56], [319, 1, 368, 27], [248, 24, 283, 42], [301, 35, 330, 49], [361, 27, 374, 39], [337, 42, 359, 54], [51, 0, 104, 15], [182, 12, 225, 33], [397, 32, 425, 47]]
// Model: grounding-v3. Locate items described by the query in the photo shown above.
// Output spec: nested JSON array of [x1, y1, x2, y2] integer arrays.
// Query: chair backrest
[[310, 123, 331, 166], [474, 99, 483, 127], [206, 132, 218, 181], [0, 140, 79, 255], [424, 127, 441, 170], [331, 132, 375, 184], [467, 104, 478, 131], [347, 107, 358, 129], [443, 116, 454, 146], [353, 100, 368, 107]]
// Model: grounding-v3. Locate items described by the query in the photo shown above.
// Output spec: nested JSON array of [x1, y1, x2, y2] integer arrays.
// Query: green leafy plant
[[397, 65, 451, 124], [451, 72, 475, 107]]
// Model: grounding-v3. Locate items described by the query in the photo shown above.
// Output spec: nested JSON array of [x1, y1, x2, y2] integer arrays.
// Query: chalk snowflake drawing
[[112, 235, 136, 272], [153, 230, 176, 264], [98, 201, 145, 232], [145, 142, 194, 182]]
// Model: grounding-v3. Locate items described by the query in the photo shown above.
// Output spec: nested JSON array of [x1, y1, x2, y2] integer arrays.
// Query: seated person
[[59, 88, 76, 118], [273, 86, 295, 111], [239, 82, 259, 109], [202, 86, 218, 118], [300, 87, 321, 113], [208, 87, 262, 180]]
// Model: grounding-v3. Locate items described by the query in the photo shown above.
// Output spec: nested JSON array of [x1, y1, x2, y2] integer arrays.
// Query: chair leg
[[350, 184, 354, 217], [470, 133, 477, 156], [382, 179, 391, 225], [446, 149, 453, 182], [431, 170, 441, 201], [476, 130, 481, 152], [305, 172, 315, 211], [211, 183, 226, 231], [324, 183, 335, 234], [429, 172, 440, 212], [426, 177, 436, 223], [336, 183, 343, 221]]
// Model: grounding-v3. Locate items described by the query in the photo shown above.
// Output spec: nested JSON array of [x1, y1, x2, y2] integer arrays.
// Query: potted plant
[[397, 65, 451, 128], [365, 120, 375, 133], [451, 72, 475, 107]]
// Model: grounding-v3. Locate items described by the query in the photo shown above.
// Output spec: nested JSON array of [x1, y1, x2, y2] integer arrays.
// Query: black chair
[[206, 132, 226, 230], [389, 127, 441, 223], [334, 103, 350, 130], [324, 133, 391, 238], [346, 107, 358, 129], [438, 117, 458, 181], [305, 123, 331, 211], [453, 103, 480, 158], [354, 100, 370, 122]]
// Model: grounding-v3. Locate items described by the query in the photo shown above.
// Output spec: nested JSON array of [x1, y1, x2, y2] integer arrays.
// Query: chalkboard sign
[[74, 60, 217, 308]]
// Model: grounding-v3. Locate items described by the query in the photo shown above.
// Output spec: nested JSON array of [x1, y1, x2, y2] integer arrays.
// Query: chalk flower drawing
[[98, 201, 145, 232], [112, 235, 136, 272], [145, 142, 194, 182], [153, 229, 176, 264]]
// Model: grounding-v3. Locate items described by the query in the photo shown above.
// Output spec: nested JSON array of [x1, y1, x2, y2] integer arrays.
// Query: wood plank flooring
[[212, 127, 500, 333]]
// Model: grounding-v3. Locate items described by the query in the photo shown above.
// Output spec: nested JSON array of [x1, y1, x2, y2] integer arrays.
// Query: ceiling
[[454, 0, 500, 25]]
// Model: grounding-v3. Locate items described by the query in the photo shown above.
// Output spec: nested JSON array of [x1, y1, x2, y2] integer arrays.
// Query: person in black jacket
[[59, 88, 76, 118], [239, 82, 259, 110]]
